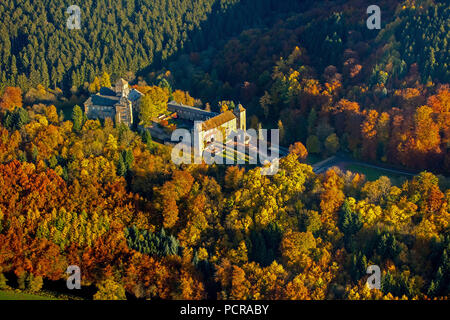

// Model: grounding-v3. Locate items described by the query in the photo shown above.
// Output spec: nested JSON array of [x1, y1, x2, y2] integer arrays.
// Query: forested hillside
[[164, 0, 450, 172], [1, 0, 448, 172], [0, 0, 305, 92]]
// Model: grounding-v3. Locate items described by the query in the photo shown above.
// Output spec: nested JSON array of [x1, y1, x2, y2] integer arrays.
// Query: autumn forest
[[0, 0, 449, 300]]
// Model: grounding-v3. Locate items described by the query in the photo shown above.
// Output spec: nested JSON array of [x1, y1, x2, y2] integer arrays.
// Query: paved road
[[202, 140, 418, 179], [311, 155, 417, 177]]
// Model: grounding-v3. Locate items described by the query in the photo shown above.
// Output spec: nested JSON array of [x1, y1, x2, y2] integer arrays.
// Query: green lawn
[[345, 164, 408, 182], [0, 290, 57, 300], [55, 95, 87, 121]]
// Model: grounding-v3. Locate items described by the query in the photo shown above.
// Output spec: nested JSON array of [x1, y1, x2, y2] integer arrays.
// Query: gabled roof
[[202, 111, 236, 131], [116, 78, 128, 86], [91, 94, 120, 106], [128, 89, 143, 102], [99, 87, 116, 96], [168, 101, 218, 117]]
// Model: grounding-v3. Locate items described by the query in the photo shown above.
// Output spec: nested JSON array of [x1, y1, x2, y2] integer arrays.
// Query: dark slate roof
[[128, 89, 143, 102], [99, 87, 116, 96], [168, 101, 218, 117], [91, 94, 120, 106]]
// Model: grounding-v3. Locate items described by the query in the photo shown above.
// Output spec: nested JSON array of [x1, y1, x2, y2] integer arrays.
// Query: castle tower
[[115, 78, 130, 97], [233, 104, 246, 131], [193, 121, 204, 163], [115, 96, 133, 126]]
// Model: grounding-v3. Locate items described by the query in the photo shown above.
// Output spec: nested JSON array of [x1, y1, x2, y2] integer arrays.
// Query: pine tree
[[72, 105, 83, 132], [11, 107, 30, 130], [123, 149, 134, 170], [117, 155, 126, 177], [307, 108, 317, 135], [142, 129, 152, 144], [339, 199, 362, 251], [31, 145, 39, 163]]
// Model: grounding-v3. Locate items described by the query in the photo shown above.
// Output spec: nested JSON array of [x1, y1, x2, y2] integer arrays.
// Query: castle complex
[[84, 78, 246, 155]]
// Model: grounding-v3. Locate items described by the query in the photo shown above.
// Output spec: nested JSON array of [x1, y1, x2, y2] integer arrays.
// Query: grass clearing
[[54, 95, 87, 120], [345, 163, 409, 183], [0, 289, 57, 300]]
